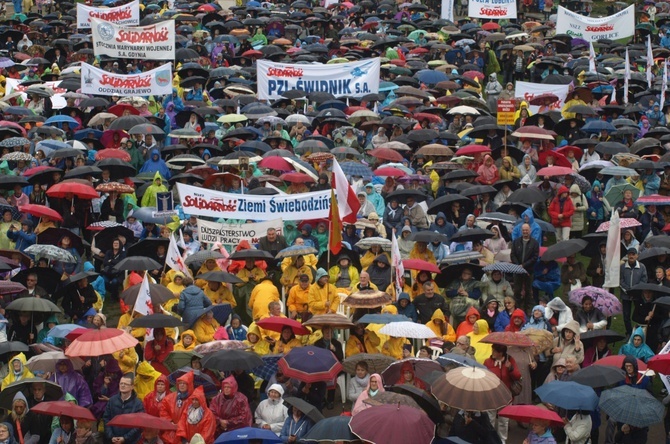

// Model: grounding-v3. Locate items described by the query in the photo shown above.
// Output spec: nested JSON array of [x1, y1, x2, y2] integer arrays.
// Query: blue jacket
[[280, 413, 313, 443], [102, 391, 144, 444], [394, 293, 418, 322], [84, 262, 106, 297], [511, 208, 543, 245], [6, 228, 35, 252], [494, 309, 513, 332], [532, 259, 561, 296], [177, 285, 212, 326]]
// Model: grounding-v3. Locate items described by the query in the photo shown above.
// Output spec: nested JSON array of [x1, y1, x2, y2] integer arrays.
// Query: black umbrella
[[408, 231, 451, 244], [317, 246, 362, 271], [384, 189, 428, 204], [302, 416, 356, 442], [113, 256, 162, 272], [283, 397, 325, 424], [506, 187, 547, 204], [0, 176, 29, 190], [11, 268, 62, 295], [428, 194, 475, 215], [449, 228, 494, 244], [129, 314, 184, 328], [37, 228, 84, 255], [581, 232, 608, 257], [121, 283, 174, 307], [0, 379, 63, 410], [5, 297, 60, 314], [638, 247, 670, 262], [94, 158, 137, 179], [0, 341, 29, 355], [629, 283, 670, 299], [569, 365, 626, 388], [62, 271, 99, 288], [200, 349, 263, 372], [126, 238, 169, 261], [387, 384, 443, 423], [460, 185, 497, 197], [434, 263, 484, 287], [63, 166, 102, 180], [541, 239, 588, 261], [579, 329, 625, 347], [108, 116, 150, 131], [195, 271, 244, 284], [228, 249, 274, 261], [25, 166, 63, 186], [94, 226, 135, 252], [442, 169, 479, 181]]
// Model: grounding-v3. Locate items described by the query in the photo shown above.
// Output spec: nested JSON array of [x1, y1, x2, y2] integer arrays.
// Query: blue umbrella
[[47, 324, 83, 339], [358, 314, 412, 324], [599, 385, 664, 428], [482, 263, 528, 274], [414, 69, 449, 85], [131, 207, 165, 224], [535, 381, 599, 411], [437, 353, 486, 369], [238, 140, 271, 153], [0, 137, 30, 148], [168, 367, 219, 398], [37, 140, 70, 151], [189, 304, 233, 328], [340, 161, 373, 178], [379, 81, 399, 92], [581, 120, 616, 133], [251, 354, 282, 381], [45, 115, 81, 129], [317, 100, 347, 112], [4, 106, 35, 116], [74, 129, 103, 141], [215, 427, 281, 444], [302, 416, 356, 443]]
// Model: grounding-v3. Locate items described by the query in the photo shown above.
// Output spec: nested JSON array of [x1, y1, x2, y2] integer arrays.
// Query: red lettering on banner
[[116, 25, 170, 44], [100, 74, 152, 88], [479, 6, 508, 16], [183, 196, 238, 212], [88, 8, 132, 22], [267, 67, 304, 78], [584, 25, 614, 32]]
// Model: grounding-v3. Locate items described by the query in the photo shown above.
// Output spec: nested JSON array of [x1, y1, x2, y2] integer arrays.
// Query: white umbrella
[[447, 105, 480, 116], [379, 322, 437, 339], [355, 237, 392, 251], [286, 114, 311, 125], [26, 351, 85, 373]]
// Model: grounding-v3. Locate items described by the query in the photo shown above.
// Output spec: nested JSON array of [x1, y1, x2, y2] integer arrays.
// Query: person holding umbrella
[[6, 220, 35, 253], [61, 277, 97, 324], [102, 374, 144, 444], [279, 403, 314, 444], [484, 344, 521, 444]]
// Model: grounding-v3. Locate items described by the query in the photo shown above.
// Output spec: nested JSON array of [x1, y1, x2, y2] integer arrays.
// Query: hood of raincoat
[[221, 375, 238, 394]]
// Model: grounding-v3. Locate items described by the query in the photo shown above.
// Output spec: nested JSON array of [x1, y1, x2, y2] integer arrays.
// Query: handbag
[[510, 377, 523, 396]]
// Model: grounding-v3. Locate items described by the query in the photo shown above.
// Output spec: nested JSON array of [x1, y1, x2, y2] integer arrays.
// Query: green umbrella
[[604, 183, 641, 207], [164, 351, 201, 373]]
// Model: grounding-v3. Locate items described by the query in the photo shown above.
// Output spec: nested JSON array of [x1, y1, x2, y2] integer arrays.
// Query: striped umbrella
[[278, 346, 343, 383], [482, 263, 528, 274], [431, 366, 512, 411]]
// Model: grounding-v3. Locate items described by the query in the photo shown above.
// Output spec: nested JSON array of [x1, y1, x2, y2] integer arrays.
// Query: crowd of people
[[0, 0, 668, 443]]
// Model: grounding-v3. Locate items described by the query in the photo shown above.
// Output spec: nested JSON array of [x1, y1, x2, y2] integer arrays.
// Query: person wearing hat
[[328, 255, 360, 294], [308, 268, 339, 315], [620, 248, 648, 338], [356, 191, 376, 219], [6, 220, 35, 253]]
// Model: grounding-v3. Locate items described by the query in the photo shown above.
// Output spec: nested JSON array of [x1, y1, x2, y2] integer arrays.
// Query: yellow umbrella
[[218, 114, 248, 124]]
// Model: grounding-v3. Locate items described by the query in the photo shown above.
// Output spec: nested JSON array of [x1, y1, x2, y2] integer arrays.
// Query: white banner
[[468, 0, 517, 19], [4, 79, 67, 109], [81, 62, 173, 96], [441, 0, 454, 21], [257, 58, 381, 100], [514, 81, 571, 114], [77, 0, 140, 29], [91, 18, 175, 60], [197, 218, 284, 245], [555, 5, 635, 41], [603, 210, 621, 289], [176, 183, 331, 221]]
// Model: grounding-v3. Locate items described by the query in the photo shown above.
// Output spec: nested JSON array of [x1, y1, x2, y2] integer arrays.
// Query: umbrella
[[605, 183, 641, 206], [358, 314, 412, 325], [18, 204, 62, 222], [541, 239, 588, 261], [65, 328, 138, 357], [342, 289, 393, 309], [194, 271, 243, 284], [26, 351, 84, 373], [480, 332, 535, 347], [596, 218, 642, 232], [636, 194, 670, 205], [164, 351, 201, 374], [593, 355, 647, 371], [0, 341, 29, 355], [95, 182, 135, 194], [435, 264, 484, 287], [257, 317, 310, 336], [579, 329, 625, 347], [431, 366, 512, 410], [646, 354, 670, 374], [228, 249, 275, 261], [283, 397, 325, 424], [482, 263, 528, 274], [193, 340, 248, 355], [302, 314, 354, 329], [12, 268, 61, 295], [275, 245, 319, 260], [382, 359, 443, 384], [568, 287, 623, 317], [350, 403, 435, 444], [129, 314, 183, 329], [120, 282, 174, 307], [569, 365, 626, 388], [31, 401, 96, 421], [506, 187, 547, 204], [342, 353, 396, 375], [599, 385, 664, 428], [498, 405, 563, 426], [113, 256, 161, 272], [387, 384, 443, 424], [519, 328, 554, 355], [189, 304, 233, 328], [436, 353, 487, 369], [214, 427, 281, 444], [201, 349, 263, 372], [379, 322, 436, 339], [355, 237, 392, 252], [0, 378, 63, 410], [449, 228, 494, 244], [401, 259, 440, 273], [535, 380, 599, 410], [5, 298, 60, 314], [250, 354, 282, 381], [107, 413, 177, 431], [536, 166, 574, 177], [46, 180, 98, 199], [167, 368, 219, 398], [302, 416, 356, 443], [0, 281, 26, 295], [278, 346, 342, 383]]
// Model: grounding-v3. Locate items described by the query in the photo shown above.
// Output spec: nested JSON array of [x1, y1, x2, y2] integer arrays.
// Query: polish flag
[[331, 159, 360, 224]]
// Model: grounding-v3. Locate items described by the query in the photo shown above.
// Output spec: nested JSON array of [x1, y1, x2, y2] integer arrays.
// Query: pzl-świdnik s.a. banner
[[256, 58, 381, 100]]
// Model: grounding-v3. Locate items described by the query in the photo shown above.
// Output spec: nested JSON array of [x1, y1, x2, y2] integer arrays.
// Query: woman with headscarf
[[254, 384, 288, 435], [143, 374, 170, 417], [518, 154, 537, 182], [551, 320, 584, 365], [476, 154, 499, 185], [351, 374, 384, 416], [210, 376, 252, 433], [356, 191, 376, 219], [483, 225, 508, 255], [467, 319, 494, 364]]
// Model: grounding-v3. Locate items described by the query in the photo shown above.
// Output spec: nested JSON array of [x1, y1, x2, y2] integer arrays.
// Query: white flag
[[588, 41, 596, 73], [647, 34, 654, 88], [133, 273, 154, 316], [166, 234, 192, 278], [391, 230, 404, 300], [623, 48, 630, 105], [662, 60, 668, 111], [603, 211, 621, 289]]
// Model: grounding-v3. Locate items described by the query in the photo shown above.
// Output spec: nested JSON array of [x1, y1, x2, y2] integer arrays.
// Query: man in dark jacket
[[61, 277, 98, 323], [102, 374, 144, 444], [413, 281, 449, 325], [27, 382, 54, 444], [510, 223, 540, 313], [257, 228, 287, 257], [620, 248, 648, 337]]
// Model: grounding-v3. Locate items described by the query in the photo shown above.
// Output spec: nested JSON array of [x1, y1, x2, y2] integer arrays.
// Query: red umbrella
[[197, 4, 216, 11], [202, 172, 244, 189], [19, 204, 63, 222], [402, 258, 440, 273], [46, 180, 99, 199], [498, 405, 564, 426], [480, 332, 535, 347], [528, 93, 559, 106], [637, 194, 670, 205], [511, 125, 556, 140], [368, 148, 405, 162], [278, 346, 343, 383], [31, 401, 96, 421], [374, 167, 407, 178], [350, 404, 435, 444], [241, 49, 263, 58], [536, 166, 574, 177], [108, 103, 140, 117], [279, 172, 316, 183], [481, 22, 501, 31], [463, 70, 485, 81], [65, 328, 138, 357], [256, 317, 310, 335], [593, 355, 647, 371], [258, 156, 294, 172], [100, 130, 129, 147], [409, 47, 430, 55], [457, 144, 491, 156], [647, 354, 670, 374], [108, 413, 177, 431], [23, 166, 61, 178], [186, 166, 218, 180], [344, 106, 369, 115], [556, 145, 583, 161], [0, 281, 26, 295], [64, 328, 87, 342], [413, 112, 442, 124], [95, 149, 131, 162], [538, 150, 572, 168]]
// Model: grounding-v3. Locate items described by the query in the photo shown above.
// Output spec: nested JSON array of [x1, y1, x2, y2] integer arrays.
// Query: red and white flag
[[166, 234, 192, 278], [133, 273, 154, 339], [331, 159, 360, 224], [391, 229, 404, 300]]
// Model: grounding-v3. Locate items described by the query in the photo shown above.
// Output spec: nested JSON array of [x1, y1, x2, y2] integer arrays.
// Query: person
[[481, 270, 514, 308], [548, 185, 575, 242], [510, 224, 540, 313], [586, 241, 607, 288], [3, 392, 39, 444], [563, 411, 592, 444], [249, 275, 280, 321], [2, 354, 33, 390], [451, 410, 497, 444], [210, 376, 252, 433], [619, 326, 655, 363], [347, 361, 370, 404], [61, 276, 98, 323], [100, 238, 126, 299], [620, 248, 648, 337], [255, 384, 288, 435], [308, 269, 339, 315], [175, 387, 216, 444], [272, 326, 302, 355], [574, 295, 607, 333], [426, 309, 457, 342], [50, 359, 92, 407], [456, 306, 480, 337], [144, 328, 174, 375], [351, 372, 384, 415], [72, 420, 102, 444], [524, 420, 557, 444], [174, 330, 198, 352], [395, 361, 427, 390], [143, 375, 170, 418], [413, 281, 449, 325], [468, 319, 493, 364], [279, 405, 314, 444], [485, 344, 521, 444], [258, 228, 288, 257], [177, 282, 212, 327], [394, 292, 417, 323], [17, 273, 48, 300], [551, 320, 584, 366], [102, 374, 145, 444], [345, 323, 380, 358], [560, 254, 588, 297], [446, 267, 481, 325], [49, 415, 74, 444]]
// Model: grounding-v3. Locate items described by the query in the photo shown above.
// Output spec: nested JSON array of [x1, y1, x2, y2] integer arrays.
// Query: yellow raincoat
[[249, 279, 280, 321], [245, 323, 271, 356], [113, 347, 139, 375], [174, 329, 198, 351], [467, 319, 493, 364], [193, 316, 221, 344], [307, 282, 340, 315], [134, 361, 162, 400], [426, 309, 457, 343], [1, 353, 33, 389]]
